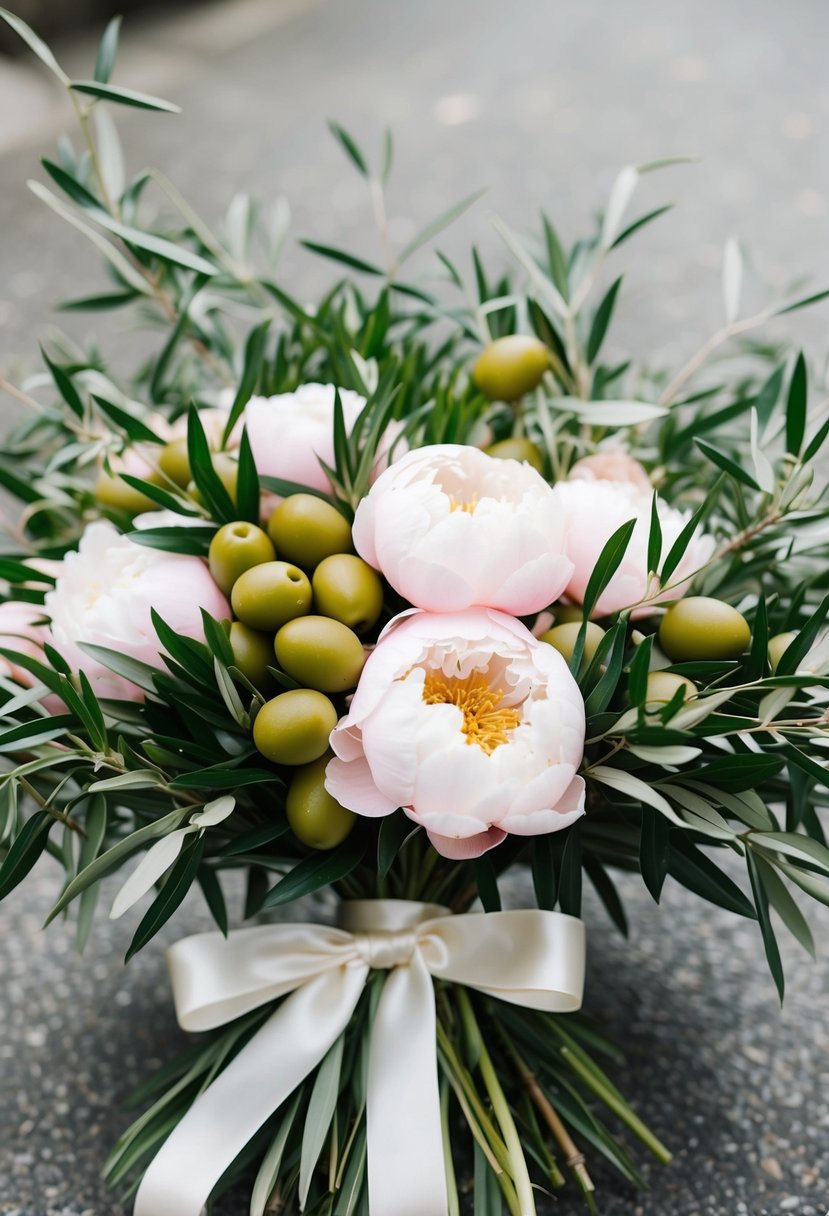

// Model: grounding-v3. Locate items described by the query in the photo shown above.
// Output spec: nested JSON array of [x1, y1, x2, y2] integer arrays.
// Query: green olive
[[209, 521, 276, 596], [473, 335, 551, 402], [312, 555, 383, 634], [253, 689, 338, 765], [274, 615, 365, 692], [539, 621, 605, 664], [157, 437, 191, 488], [550, 604, 585, 626], [768, 631, 797, 672], [286, 755, 356, 849], [644, 670, 697, 709], [268, 494, 353, 569], [659, 597, 751, 662], [229, 621, 274, 688], [94, 467, 159, 514], [484, 436, 544, 472], [231, 561, 312, 632]]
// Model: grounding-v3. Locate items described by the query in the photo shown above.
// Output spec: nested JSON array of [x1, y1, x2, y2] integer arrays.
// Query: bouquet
[[2, 12, 829, 1215]]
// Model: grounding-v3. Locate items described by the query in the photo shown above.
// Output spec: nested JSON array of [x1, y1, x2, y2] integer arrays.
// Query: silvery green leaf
[[28, 181, 153, 295], [722, 237, 743, 324], [601, 165, 639, 248], [659, 785, 736, 841], [89, 769, 164, 792], [266, 196, 291, 271], [298, 1035, 344, 1207], [69, 80, 180, 113], [214, 658, 249, 727], [759, 686, 794, 725], [109, 828, 189, 919], [554, 397, 667, 426], [589, 766, 685, 825], [751, 854, 815, 958], [93, 106, 125, 201], [490, 214, 568, 318], [627, 744, 701, 765], [190, 796, 235, 829], [750, 408, 775, 493], [669, 686, 737, 730], [750, 831, 829, 874], [224, 193, 253, 265], [637, 154, 699, 174], [0, 8, 69, 83], [249, 1092, 303, 1216]]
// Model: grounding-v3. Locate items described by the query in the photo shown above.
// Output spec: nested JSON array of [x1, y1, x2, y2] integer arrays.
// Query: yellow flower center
[[448, 494, 478, 514], [422, 671, 520, 754]]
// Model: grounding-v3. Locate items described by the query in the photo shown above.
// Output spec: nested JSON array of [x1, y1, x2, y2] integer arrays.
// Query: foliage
[[2, 10, 829, 1213]]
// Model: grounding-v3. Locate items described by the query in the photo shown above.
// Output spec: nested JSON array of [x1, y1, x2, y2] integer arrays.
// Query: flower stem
[[560, 1046, 672, 1164], [456, 989, 537, 1215]]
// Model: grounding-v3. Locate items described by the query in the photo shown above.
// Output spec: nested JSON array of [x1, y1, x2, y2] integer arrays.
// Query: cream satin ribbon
[[133, 900, 586, 1216]]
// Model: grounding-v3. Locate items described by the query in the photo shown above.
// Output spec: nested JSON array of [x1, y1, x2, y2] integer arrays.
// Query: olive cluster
[[208, 493, 384, 851], [539, 596, 794, 711]]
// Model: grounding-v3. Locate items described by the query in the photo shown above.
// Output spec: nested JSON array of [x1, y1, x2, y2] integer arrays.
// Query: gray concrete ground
[[1, 1, 829, 1213]]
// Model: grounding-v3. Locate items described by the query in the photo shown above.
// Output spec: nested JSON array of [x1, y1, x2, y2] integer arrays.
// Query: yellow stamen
[[448, 495, 478, 514], [422, 671, 520, 754]]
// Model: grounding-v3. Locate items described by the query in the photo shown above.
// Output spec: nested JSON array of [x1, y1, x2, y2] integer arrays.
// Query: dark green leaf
[[261, 834, 367, 908], [125, 836, 205, 962], [244, 866, 270, 918], [746, 594, 769, 681], [557, 822, 582, 916], [695, 438, 760, 490], [69, 79, 180, 113], [660, 481, 722, 584], [198, 866, 228, 936], [41, 346, 84, 417], [258, 476, 338, 505], [58, 290, 138, 311], [646, 492, 662, 575], [220, 822, 290, 857], [200, 611, 235, 667], [690, 753, 783, 793], [377, 810, 417, 878], [541, 214, 569, 299], [531, 835, 557, 910], [0, 811, 52, 900], [802, 413, 829, 464], [586, 275, 623, 364], [300, 241, 384, 276], [609, 204, 673, 250], [234, 427, 260, 524], [186, 404, 236, 523], [639, 809, 670, 902], [785, 352, 807, 458], [750, 853, 815, 958], [755, 362, 785, 428], [473, 855, 501, 912], [777, 592, 829, 675], [223, 320, 271, 446], [94, 14, 121, 82], [120, 475, 200, 517], [746, 849, 784, 1000], [581, 518, 636, 620], [775, 288, 829, 316], [668, 838, 756, 918], [41, 159, 100, 210], [327, 122, 369, 176], [77, 643, 159, 693], [128, 525, 217, 556], [584, 856, 628, 935], [627, 634, 654, 707], [91, 394, 165, 444]]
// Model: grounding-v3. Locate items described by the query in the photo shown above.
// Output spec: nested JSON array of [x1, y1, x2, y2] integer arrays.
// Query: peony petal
[[425, 826, 507, 860], [324, 753, 398, 818]]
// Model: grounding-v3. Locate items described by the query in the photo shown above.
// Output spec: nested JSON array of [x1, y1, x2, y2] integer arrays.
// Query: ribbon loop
[[134, 901, 585, 1216]]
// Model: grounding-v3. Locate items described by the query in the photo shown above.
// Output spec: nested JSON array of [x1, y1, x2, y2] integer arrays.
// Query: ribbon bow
[[134, 900, 585, 1216]]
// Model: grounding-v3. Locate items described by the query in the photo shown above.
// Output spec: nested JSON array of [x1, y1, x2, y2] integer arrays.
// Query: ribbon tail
[[134, 963, 368, 1216], [367, 950, 448, 1216]]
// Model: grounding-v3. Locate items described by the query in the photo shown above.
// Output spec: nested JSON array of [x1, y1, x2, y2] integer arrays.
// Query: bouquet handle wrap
[[133, 901, 586, 1216]]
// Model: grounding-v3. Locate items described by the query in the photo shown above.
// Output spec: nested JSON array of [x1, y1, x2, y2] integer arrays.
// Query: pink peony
[[352, 444, 573, 615], [244, 383, 404, 495], [325, 607, 586, 859], [552, 477, 715, 618], [0, 600, 50, 685], [44, 521, 230, 701], [568, 450, 652, 494]]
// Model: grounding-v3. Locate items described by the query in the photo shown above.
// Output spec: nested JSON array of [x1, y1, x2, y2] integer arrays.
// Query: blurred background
[[1, 2, 829, 1215]]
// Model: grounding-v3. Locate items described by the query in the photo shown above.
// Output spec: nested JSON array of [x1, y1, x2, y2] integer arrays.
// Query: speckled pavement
[[1, 1, 829, 1214]]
